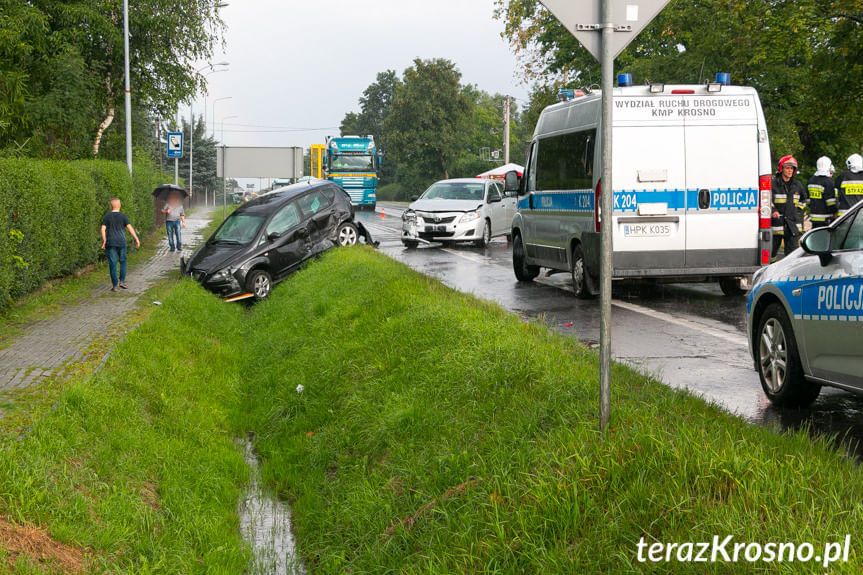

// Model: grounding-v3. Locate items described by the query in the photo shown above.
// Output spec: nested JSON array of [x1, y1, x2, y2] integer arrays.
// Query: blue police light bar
[[557, 89, 575, 102], [715, 72, 731, 85], [617, 73, 633, 87]]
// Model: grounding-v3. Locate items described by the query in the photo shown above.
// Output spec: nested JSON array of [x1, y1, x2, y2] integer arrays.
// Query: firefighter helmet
[[777, 155, 798, 172], [847, 153, 863, 172]]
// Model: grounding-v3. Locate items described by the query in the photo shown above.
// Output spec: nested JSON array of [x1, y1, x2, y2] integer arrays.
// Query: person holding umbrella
[[153, 184, 188, 252]]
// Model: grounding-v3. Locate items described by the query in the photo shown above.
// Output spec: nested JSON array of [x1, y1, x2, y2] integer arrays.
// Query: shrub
[[0, 159, 166, 310]]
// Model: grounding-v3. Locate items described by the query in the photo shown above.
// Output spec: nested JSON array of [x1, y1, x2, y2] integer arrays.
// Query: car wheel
[[571, 244, 593, 299], [474, 219, 491, 248], [402, 240, 419, 249], [719, 277, 746, 296], [513, 233, 539, 282], [246, 269, 272, 300], [755, 302, 820, 407], [337, 222, 359, 246]]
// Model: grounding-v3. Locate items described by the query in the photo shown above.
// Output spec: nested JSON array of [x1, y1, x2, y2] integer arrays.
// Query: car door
[[263, 201, 309, 280], [799, 210, 863, 388], [297, 189, 336, 246], [501, 180, 517, 230], [485, 182, 506, 236]]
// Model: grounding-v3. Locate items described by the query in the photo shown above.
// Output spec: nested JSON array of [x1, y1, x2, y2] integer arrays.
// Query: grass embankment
[[0, 247, 861, 573], [245, 249, 863, 573]]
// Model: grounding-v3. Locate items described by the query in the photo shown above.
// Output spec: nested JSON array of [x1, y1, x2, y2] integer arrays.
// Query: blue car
[[747, 200, 863, 407]]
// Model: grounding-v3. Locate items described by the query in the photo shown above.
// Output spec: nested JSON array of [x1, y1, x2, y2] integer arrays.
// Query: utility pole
[[189, 105, 194, 204], [503, 96, 511, 164], [174, 111, 179, 186]]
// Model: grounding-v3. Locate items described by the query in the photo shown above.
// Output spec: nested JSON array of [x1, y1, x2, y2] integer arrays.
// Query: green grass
[[0, 246, 862, 573]]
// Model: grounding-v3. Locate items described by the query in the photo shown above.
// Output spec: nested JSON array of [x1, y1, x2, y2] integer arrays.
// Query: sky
[[191, 0, 531, 153]]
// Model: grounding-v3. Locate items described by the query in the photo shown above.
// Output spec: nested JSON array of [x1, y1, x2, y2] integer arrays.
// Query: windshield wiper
[[212, 239, 243, 245]]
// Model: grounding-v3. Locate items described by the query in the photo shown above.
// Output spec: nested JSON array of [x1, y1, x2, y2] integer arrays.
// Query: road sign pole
[[599, 0, 614, 432], [174, 158, 178, 186]]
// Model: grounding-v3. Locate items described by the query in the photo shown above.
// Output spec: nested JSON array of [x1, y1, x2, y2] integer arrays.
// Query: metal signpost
[[539, 0, 670, 431], [167, 131, 183, 186]]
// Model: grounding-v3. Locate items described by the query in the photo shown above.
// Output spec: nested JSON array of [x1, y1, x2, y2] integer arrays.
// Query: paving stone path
[[0, 209, 216, 393]]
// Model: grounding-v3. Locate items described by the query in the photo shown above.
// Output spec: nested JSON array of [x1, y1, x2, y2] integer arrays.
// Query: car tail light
[[671, 89, 695, 94], [761, 249, 770, 264], [595, 179, 602, 233], [759, 174, 772, 229]]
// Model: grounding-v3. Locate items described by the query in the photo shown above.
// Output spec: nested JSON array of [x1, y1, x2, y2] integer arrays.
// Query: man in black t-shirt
[[100, 198, 141, 291]]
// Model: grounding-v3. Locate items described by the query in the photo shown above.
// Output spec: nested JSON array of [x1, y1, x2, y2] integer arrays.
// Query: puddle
[[238, 434, 305, 574]]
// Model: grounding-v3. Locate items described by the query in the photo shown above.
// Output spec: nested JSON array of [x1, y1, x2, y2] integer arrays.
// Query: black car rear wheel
[[513, 232, 539, 282], [246, 269, 272, 300], [755, 302, 820, 407], [337, 222, 359, 246]]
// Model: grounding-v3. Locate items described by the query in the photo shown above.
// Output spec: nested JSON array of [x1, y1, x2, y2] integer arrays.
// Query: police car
[[747, 200, 863, 406]]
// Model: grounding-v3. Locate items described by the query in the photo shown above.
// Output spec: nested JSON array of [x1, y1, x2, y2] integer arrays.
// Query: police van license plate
[[623, 223, 672, 237]]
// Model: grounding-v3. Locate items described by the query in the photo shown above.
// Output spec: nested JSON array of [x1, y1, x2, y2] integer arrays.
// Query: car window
[[422, 182, 485, 201], [266, 202, 301, 237], [486, 185, 501, 203], [526, 142, 537, 193], [836, 211, 863, 251], [298, 190, 332, 215], [321, 186, 336, 202]]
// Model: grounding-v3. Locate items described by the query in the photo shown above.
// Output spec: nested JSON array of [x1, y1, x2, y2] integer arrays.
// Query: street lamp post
[[212, 96, 232, 137], [190, 63, 228, 206], [221, 114, 238, 220], [122, 0, 132, 175]]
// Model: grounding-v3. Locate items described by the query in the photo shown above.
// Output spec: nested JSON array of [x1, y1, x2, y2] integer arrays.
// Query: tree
[[0, 0, 224, 159], [176, 115, 219, 199], [384, 59, 471, 191], [341, 70, 401, 184], [495, 0, 863, 169]]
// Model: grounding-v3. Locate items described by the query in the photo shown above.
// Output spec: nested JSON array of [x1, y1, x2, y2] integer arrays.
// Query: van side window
[[526, 142, 538, 193], [536, 130, 596, 191]]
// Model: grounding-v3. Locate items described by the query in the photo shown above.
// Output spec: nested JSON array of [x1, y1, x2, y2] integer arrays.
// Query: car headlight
[[402, 210, 416, 222], [459, 211, 481, 224], [751, 267, 766, 286], [211, 268, 234, 281]]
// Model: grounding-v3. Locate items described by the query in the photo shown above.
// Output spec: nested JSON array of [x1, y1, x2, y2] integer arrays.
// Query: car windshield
[[329, 155, 373, 171], [211, 213, 265, 244], [421, 182, 485, 201]]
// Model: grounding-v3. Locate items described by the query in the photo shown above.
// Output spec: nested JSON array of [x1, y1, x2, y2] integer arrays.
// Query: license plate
[[425, 225, 447, 232], [623, 223, 672, 237]]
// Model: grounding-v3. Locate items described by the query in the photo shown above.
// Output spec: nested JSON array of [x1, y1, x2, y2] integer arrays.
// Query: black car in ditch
[[184, 181, 371, 301]]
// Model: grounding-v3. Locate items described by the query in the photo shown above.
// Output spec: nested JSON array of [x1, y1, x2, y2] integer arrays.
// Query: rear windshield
[[421, 182, 485, 201], [212, 213, 265, 245]]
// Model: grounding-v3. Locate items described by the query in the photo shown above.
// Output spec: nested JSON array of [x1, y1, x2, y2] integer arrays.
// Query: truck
[[325, 135, 381, 210]]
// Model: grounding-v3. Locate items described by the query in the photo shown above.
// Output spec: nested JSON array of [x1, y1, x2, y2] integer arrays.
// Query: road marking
[[440, 248, 491, 264], [611, 299, 748, 347]]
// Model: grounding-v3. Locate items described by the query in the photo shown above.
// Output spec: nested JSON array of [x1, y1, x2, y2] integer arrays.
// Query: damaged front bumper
[[401, 211, 483, 244]]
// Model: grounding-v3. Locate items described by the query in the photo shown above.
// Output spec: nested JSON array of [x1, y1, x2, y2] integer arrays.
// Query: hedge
[[0, 159, 168, 310]]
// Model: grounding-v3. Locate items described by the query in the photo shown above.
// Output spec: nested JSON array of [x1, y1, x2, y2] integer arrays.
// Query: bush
[[0, 159, 166, 310], [376, 182, 411, 202]]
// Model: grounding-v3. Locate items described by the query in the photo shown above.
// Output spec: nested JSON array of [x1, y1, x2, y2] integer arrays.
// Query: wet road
[[356, 203, 863, 457]]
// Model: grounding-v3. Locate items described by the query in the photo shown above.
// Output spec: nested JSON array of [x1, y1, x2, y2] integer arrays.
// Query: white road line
[[440, 248, 491, 264], [610, 299, 748, 347]]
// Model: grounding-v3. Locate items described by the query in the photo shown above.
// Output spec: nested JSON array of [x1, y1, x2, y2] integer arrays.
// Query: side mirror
[[800, 227, 833, 266], [504, 170, 519, 194], [487, 194, 502, 204], [411, 195, 419, 202], [267, 232, 282, 242]]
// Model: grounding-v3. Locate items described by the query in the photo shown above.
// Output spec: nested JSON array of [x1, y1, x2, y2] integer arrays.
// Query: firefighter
[[806, 156, 838, 228], [771, 155, 807, 258], [835, 153, 863, 217]]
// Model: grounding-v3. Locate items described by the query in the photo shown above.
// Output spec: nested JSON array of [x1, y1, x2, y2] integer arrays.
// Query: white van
[[510, 79, 774, 297]]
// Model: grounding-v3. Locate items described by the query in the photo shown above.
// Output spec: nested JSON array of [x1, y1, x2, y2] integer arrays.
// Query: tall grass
[[0, 247, 861, 573]]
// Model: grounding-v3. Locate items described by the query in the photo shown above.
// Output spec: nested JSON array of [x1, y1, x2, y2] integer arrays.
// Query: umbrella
[[152, 184, 189, 201]]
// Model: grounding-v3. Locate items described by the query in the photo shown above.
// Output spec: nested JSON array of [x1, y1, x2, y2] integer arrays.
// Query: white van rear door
[[684, 96, 760, 271], [612, 122, 687, 272]]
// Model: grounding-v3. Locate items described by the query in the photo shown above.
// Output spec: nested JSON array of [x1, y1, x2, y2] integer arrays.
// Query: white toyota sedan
[[747, 200, 863, 407], [401, 178, 516, 248]]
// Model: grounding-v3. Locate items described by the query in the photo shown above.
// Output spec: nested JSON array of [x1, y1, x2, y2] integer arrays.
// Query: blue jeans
[[166, 219, 182, 250], [105, 245, 127, 287]]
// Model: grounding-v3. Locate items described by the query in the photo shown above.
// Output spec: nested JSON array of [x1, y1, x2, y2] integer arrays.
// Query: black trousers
[[771, 220, 800, 257]]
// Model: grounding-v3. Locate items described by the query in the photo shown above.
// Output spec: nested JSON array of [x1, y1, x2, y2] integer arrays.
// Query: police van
[[510, 74, 774, 297]]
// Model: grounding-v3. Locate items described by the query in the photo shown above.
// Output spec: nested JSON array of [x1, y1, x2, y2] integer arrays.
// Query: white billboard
[[216, 147, 303, 179]]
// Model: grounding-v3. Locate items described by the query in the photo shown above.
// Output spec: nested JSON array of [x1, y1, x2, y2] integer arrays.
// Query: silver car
[[747, 200, 863, 406], [401, 178, 517, 249]]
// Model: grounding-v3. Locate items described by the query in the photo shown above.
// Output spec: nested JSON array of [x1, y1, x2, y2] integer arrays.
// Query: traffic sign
[[167, 132, 183, 158], [539, 0, 670, 61]]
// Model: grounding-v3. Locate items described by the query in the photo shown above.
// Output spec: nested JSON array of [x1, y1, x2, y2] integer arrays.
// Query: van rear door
[[683, 95, 760, 271], [612, 98, 687, 273]]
